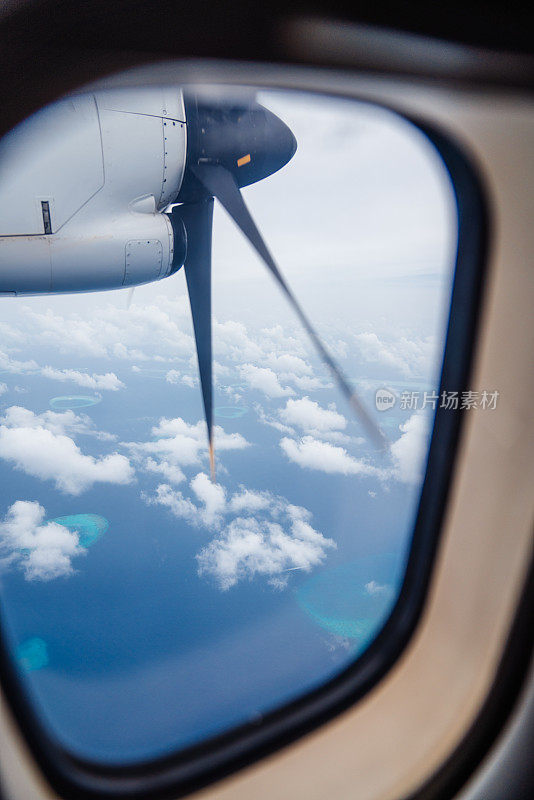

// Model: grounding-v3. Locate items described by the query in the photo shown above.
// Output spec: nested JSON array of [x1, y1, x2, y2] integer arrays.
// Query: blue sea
[[0, 359, 424, 763]]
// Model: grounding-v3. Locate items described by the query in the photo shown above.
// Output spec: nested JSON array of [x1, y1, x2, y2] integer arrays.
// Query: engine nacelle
[[0, 88, 188, 294], [0, 211, 186, 294]]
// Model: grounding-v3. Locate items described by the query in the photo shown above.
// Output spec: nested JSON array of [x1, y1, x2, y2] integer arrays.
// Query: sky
[[0, 88, 457, 763]]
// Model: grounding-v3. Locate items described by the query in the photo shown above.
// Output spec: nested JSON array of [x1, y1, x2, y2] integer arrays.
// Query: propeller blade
[[175, 198, 216, 480], [126, 287, 135, 310], [191, 163, 387, 450]]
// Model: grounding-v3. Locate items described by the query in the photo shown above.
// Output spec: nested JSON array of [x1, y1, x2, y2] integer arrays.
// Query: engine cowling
[[0, 88, 188, 294]]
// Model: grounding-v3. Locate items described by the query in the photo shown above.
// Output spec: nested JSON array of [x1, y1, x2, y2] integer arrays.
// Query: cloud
[[288, 374, 331, 391], [166, 369, 197, 388], [222, 385, 243, 404], [0, 347, 124, 391], [228, 487, 274, 514], [165, 369, 181, 384], [0, 383, 7, 396], [354, 332, 434, 378], [365, 580, 392, 597], [0, 406, 116, 441], [0, 500, 84, 580], [264, 353, 312, 376], [145, 473, 335, 590], [1, 302, 323, 404], [279, 409, 431, 485], [191, 473, 226, 526], [0, 407, 134, 495], [280, 397, 347, 435], [40, 367, 125, 391], [280, 435, 384, 477], [0, 350, 38, 374], [150, 417, 248, 456], [144, 458, 186, 485], [144, 484, 201, 526], [124, 416, 249, 480], [390, 409, 432, 484], [263, 354, 330, 391], [254, 403, 295, 435], [144, 474, 227, 529], [259, 325, 307, 359], [197, 507, 335, 590], [21, 299, 194, 362], [147, 479, 277, 530], [239, 364, 295, 398], [257, 398, 353, 444], [214, 320, 264, 362]]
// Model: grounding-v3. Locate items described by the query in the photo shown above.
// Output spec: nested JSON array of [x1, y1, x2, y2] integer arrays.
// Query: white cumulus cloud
[[144, 457, 186, 485], [1, 348, 124, 391], [239, 364, 295, 399], [197, 507, 335, 590], [144, 483, 201, 526], [165, 369, 181, 384], [213, 320, 264, 363], [280, 396, 347, 435], [228, 487, 273, 514], [40, 367, 125, 391], [124, 416, 249, 478], [254, 403, 295, 435], [0, 500, 84, 581], [365, 580, 392, 597], [0, 350, 38, 375], [191, 473, 227, 526], [166, 368, 197, 388], [354, 332, 434, 378], [265, 353, 312, 376], [0, 406, 116, 441], [280, 435, 384, 477], [263, 354, 330, 391], [0, 407, 134, 495], [21, 299, 194, 362], [145, 475, 335, 590], [390, 409, 432, 484]]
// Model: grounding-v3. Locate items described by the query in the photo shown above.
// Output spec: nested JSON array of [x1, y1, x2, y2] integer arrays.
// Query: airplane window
[[0, 86, 458, 764]]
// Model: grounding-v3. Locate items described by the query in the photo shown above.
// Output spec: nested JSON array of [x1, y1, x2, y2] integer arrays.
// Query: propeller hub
[[177, 94, 297, 201]]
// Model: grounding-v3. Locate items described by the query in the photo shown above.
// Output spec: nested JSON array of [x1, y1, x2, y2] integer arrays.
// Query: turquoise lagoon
[[52, 514, 109, 549], [297, 555, 405, 655], [49, 395, 101, 410], [16, 637, 49, 672]]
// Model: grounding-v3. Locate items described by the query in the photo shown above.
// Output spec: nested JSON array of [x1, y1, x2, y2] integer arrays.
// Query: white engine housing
[[0, 88, 187, 294]]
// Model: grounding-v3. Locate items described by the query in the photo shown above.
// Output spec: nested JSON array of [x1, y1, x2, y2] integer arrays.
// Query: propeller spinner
[[169, 93, 387, 480]]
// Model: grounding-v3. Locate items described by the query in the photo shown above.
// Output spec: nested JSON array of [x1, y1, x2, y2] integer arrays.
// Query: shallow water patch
[[296, 555, 405, 656], [52, 514, 109, 549], [214, 406, 248, 419], [16, 637, 49, 672], [49, 395, 101, 410]]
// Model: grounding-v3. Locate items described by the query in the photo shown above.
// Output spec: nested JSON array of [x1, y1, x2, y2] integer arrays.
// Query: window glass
[[0, 87, 457, 763]]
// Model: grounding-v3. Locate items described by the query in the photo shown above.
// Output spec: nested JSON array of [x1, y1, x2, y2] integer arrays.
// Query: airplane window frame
[[0, 78, 488, 800]]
